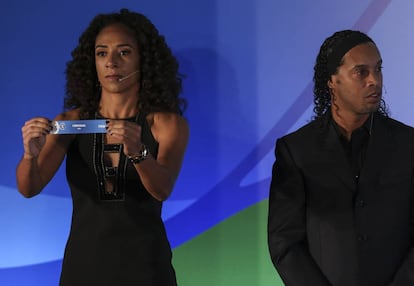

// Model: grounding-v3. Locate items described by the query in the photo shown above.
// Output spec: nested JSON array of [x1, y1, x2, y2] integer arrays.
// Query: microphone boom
[[118, 70, 139, 82]]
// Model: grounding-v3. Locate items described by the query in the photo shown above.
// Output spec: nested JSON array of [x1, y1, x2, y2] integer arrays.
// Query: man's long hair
[[312, 30, 388, 119]]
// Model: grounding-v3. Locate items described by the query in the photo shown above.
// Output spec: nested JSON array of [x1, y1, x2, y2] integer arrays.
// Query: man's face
[[328, 42, 383, 117]]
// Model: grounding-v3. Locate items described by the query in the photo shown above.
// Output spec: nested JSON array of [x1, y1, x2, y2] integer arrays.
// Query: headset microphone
[[118, 70, 140, 82]]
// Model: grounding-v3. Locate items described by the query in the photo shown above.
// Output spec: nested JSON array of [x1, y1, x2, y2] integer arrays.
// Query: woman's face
[[95, 23, 140, 95]]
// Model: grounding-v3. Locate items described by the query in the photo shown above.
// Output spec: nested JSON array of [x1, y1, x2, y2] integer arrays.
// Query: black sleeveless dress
[[59, 113, 177, 286]]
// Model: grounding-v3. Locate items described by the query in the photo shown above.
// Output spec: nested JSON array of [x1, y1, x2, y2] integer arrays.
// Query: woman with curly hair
[[16, 8, 188, 285]]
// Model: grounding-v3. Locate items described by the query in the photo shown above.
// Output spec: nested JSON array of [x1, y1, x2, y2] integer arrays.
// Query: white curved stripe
[[239, 105, 313, 188], [0, 185, 72, 268], [162, 199, 195, 221]]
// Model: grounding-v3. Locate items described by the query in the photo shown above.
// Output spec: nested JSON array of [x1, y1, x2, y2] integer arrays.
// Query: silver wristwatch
[[128, 144, 149, 164]]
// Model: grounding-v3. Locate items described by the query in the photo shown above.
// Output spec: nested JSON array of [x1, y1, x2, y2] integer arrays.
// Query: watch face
[[141, 146, 148, 157], [128, 145, 149, 164]]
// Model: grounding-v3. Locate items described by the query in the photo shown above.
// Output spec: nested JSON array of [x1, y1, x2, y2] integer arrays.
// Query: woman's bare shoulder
[[148, 112, 188, 129]]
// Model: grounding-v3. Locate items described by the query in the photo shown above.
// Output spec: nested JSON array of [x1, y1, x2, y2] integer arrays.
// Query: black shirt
[[332, 114, 373, 178]]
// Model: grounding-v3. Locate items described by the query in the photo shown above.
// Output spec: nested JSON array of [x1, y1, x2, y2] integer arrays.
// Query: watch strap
[[128, 144, 149, 164]]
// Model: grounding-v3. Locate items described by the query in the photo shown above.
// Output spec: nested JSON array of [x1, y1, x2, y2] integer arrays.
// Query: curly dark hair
[[312, 30, 388, 119], [64, 8, 186, 119]]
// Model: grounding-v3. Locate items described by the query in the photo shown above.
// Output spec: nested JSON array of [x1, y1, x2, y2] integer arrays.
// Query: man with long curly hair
[[16, 9, 188, 285], [268, 30, 414, 285]]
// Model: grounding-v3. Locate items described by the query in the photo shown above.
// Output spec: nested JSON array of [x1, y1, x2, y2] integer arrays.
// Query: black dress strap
[[136, 112, 147, 125], [137, 113, 159, 160]]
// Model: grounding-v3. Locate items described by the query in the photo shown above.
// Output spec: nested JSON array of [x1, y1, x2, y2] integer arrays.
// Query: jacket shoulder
[[279, 117, 323, 144], [383, 116, 414, 131]]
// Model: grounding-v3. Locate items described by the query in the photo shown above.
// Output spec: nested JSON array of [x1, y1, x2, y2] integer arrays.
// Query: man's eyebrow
[[351, 64, 368, 70], [352, 60, 383, 69]]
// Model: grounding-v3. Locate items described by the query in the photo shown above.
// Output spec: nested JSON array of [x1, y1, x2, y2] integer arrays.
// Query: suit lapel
[[318, 114, 356, 192], [358, 114, 393, 188]]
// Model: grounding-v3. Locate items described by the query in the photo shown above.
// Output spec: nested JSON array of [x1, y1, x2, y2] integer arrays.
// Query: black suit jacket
[[268, 112, 414, 286]]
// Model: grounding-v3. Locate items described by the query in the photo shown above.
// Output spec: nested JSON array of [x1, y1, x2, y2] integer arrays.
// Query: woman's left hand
[[106, 120, 143, 157]]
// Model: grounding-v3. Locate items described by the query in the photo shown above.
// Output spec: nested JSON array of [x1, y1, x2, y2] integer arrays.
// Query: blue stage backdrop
[[2, 0, 414, 285]]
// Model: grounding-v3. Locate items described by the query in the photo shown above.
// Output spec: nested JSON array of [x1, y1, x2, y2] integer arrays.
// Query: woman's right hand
[[21, 117, 52, 159]]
